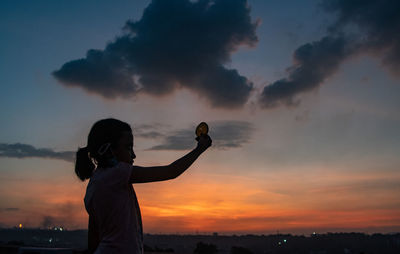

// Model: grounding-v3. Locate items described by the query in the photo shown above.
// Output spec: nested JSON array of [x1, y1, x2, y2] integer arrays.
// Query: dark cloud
[[211, 120, 255, 149], [133, 123, 168, 139], [259, 0, 400, 108], [53, 0, 259, 108], [149, 120, 254, 150], [0, 143, 74, 162], [260, 35, 356, 108], [52, 49, 139, 99], [136, 131, 165, 139], [149, 128, 195, 150], [324, 0, 400, 74]]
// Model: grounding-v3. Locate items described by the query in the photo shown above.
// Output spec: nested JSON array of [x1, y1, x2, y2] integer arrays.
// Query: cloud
[[53, 0, 259, 109], [259, 0, 400, 108], [136, 131, 165, 139], [0, 143, 74, 162], [148, 129, 195, 151], [133, 123, 168, 139], [260, 35, 356, 108], [148, 120, 254, 150], [0, 120, 253, 161], [324, 0, 400, 74]]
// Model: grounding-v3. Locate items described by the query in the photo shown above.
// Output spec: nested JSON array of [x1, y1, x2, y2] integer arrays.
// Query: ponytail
[[75, 146, 95, 181]]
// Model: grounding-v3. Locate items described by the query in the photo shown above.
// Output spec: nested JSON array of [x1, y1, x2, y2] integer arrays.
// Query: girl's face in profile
[[113, 131, 136, 164]]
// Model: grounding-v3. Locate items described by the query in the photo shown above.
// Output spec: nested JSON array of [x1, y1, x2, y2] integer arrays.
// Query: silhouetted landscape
[[0, 228, 399, 254]]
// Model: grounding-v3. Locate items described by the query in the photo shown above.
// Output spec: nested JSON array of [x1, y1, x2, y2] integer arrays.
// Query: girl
[[75, 118, 212, 254]]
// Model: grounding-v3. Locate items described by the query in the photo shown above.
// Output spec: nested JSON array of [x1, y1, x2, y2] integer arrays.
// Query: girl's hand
[[196, 134, 212, 153]]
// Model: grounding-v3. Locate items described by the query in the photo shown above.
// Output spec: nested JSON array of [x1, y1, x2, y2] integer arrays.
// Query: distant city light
[[283, 239, 287, 243], [19, 224, 22, 228], [278, 241, 281, 245], [313, 232, 316, 235], [49, 238, 53, 243], [60, 227, 63, 231]]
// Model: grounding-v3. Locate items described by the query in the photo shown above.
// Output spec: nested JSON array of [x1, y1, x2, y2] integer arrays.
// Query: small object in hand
[[195, 122, 209, 140]]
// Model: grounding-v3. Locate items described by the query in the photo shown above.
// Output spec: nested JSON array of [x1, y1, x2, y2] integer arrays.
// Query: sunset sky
[[1, 0, 399, 235]]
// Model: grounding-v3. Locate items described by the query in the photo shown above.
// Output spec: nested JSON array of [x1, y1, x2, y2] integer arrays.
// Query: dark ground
[[0, 228, 399, 254]]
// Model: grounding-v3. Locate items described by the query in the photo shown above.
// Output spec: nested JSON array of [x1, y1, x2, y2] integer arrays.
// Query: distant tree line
[[193, 241, 253, 254]]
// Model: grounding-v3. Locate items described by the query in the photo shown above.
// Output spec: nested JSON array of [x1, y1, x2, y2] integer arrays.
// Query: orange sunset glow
[[1, 159, 399, 234]]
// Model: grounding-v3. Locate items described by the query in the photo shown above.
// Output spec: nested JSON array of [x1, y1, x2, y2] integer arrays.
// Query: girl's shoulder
[[91, 162, 132, 184], [107, 161, 133, 185]]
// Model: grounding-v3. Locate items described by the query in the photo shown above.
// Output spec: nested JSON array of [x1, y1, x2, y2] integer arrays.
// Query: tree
[[193, 241, 218, 254]]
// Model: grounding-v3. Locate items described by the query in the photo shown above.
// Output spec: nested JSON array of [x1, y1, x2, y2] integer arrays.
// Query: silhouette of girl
[[75, 118, 212, 254]]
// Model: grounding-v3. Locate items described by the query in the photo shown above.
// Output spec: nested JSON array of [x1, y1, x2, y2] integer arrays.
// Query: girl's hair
[[75, 118, 132, 181]]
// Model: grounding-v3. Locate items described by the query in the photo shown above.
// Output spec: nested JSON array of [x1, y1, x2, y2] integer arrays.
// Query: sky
[[0, 0, 399, 235]]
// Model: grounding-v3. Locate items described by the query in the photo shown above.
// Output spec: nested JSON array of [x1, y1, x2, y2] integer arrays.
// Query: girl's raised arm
[[130, 135, 212, 183]]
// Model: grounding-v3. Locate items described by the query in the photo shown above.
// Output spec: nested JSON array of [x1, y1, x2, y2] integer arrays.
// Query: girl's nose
[[131, 151, 136, 159]]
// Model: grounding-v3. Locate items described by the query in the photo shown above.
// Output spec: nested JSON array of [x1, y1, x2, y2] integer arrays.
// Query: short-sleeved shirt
[[84, 162, 143, 254]]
